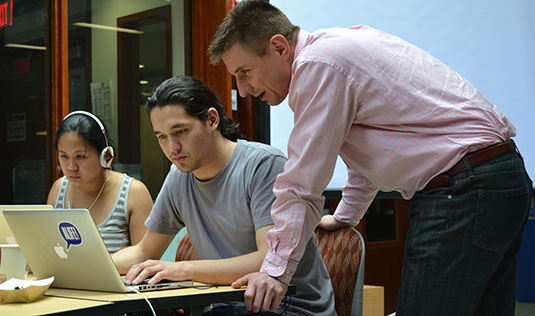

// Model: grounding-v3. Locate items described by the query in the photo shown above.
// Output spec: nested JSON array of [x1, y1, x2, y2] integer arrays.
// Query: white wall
[[270, 0, 535, 186]]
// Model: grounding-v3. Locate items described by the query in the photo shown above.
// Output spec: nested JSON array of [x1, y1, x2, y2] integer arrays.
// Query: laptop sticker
[[58, 222, 83, 250]]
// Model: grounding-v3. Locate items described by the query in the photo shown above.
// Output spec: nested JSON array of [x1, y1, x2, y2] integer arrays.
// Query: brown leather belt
[[422, 140, 516, 192]]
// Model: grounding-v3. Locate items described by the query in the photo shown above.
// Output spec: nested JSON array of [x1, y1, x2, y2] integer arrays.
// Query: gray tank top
[[55, 174, 133, 253]]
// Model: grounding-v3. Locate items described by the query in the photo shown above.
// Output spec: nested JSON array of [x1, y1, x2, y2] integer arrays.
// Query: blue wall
[[269, 0, 535, 187]]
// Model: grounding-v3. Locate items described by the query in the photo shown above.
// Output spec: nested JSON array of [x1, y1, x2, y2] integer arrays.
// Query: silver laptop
[[0, 205, 53, 244], [3, 208, 193, 292]]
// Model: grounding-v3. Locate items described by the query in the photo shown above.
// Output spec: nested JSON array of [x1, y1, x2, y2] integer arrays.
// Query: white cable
[[130, 288, 157, 316]]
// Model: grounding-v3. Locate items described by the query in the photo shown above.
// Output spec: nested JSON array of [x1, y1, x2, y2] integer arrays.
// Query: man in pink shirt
[[209, 1, 533, 315]]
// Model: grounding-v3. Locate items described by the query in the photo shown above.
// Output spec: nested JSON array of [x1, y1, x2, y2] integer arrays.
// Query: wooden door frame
[[189, 0, 265, 142], [48, 0, 69, 183], [190, 0, 233, 117]]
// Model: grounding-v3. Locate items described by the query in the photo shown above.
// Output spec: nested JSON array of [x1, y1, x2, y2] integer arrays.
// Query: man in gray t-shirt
[[112, 76, 336, 316]]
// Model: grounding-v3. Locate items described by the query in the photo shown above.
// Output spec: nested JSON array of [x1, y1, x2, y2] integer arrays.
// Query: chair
[[175, 228, 365, 316], [12, 159, 46, 203], [175, 232, 198, 261], [170, 233, 199, 316], [315, 226, 365, 316]]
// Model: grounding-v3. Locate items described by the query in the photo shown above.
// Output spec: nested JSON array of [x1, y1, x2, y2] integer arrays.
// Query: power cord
[[130, 288, 157, 316]]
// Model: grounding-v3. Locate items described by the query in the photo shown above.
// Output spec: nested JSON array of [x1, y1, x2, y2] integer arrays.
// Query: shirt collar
[[293, 29, 310, 63]]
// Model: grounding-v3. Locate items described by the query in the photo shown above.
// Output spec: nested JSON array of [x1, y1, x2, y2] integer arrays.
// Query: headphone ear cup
[[100, 146, 115, 168]]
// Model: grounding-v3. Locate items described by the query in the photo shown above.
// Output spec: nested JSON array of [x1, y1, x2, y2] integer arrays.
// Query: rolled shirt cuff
[[260, 250, 299, 285]]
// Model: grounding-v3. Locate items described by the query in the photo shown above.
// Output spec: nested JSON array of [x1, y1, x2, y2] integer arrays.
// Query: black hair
[[55, 113, 113, 156], [145, 76, 244, 142]]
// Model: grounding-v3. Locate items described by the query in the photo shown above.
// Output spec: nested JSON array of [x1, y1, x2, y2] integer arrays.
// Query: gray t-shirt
[[146, 139, 335, 316]]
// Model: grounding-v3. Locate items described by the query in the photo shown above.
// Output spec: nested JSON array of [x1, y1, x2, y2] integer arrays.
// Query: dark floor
[[516, 301, 535, 316], [387, 301, 535, 316]]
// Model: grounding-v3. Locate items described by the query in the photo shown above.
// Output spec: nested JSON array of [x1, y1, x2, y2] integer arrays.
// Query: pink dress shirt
[[260, 26, 516, 284]]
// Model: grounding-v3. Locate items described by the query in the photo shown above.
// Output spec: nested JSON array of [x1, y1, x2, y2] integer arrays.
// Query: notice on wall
[[90, 81, 112, 127], [6, 113, 26, 142]]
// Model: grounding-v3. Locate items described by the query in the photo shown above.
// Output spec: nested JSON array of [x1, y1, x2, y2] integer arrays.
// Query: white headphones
[[63, 111, 115, 168]]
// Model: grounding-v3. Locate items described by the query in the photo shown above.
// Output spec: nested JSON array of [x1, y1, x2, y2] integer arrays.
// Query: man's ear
[[270, 34, 290, 59], [207, 107, 220, 129]]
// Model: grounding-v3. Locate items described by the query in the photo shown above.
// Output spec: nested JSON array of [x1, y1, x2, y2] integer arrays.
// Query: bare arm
[[112, 229, 174, 274], [124, 225, 273, 286], [126, 179, 153, 245], [46, 177, 63, 206]]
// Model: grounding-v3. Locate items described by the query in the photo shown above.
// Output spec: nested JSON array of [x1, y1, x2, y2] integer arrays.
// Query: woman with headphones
[[47, 111, 153, 253]]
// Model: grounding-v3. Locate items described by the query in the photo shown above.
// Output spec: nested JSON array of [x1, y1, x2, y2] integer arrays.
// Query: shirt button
[[277, 266, 283, 271]]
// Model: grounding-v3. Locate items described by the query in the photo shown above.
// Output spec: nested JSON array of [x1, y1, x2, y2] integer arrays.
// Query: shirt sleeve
[[260, 60, 362, 284], [248, 152, 287, 230], [145, 165, 185, 235], [334, 167, 378, 225]]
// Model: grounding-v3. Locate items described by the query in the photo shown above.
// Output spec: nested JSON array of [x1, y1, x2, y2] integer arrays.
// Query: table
[[44, 283, 296, 315], [0, 295, 114, 316], [46, 284, 248, 315], [1, 282, 296, 315]]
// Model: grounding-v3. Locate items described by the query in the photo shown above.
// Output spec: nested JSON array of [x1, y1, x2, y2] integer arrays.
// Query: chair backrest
[[175, 233, 198, 261], [315, 226, 365, 316], [175, 227, 365, 316]]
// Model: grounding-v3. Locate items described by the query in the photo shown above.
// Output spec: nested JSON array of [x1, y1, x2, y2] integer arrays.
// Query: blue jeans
[[397, 151, 533, 316]]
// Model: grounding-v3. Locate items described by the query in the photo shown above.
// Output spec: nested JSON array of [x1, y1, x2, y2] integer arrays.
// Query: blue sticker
[[58, 222, 82, 250]]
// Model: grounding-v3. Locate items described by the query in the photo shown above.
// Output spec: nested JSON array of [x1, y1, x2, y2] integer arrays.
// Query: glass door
[[66, 0, 181, 199], [0, 1, 48, 203]]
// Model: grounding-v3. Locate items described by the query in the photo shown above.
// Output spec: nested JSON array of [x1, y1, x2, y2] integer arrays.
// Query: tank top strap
[[96, 173, 134, 253], [115, 174, 133, 217], [55, 177, 70, 208]]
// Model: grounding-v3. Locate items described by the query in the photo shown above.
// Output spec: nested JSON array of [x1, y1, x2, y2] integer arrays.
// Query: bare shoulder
[[129, 177, 150, 194], [109, 171, 150, 198], [51, 176, 65, 189], [126, 176, 153, 206], [47, 176, 66, 205], [108, 170, 125, 185]]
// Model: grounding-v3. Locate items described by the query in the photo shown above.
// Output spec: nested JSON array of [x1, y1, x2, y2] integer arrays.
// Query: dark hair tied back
[[146, 76, 244, 141]]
